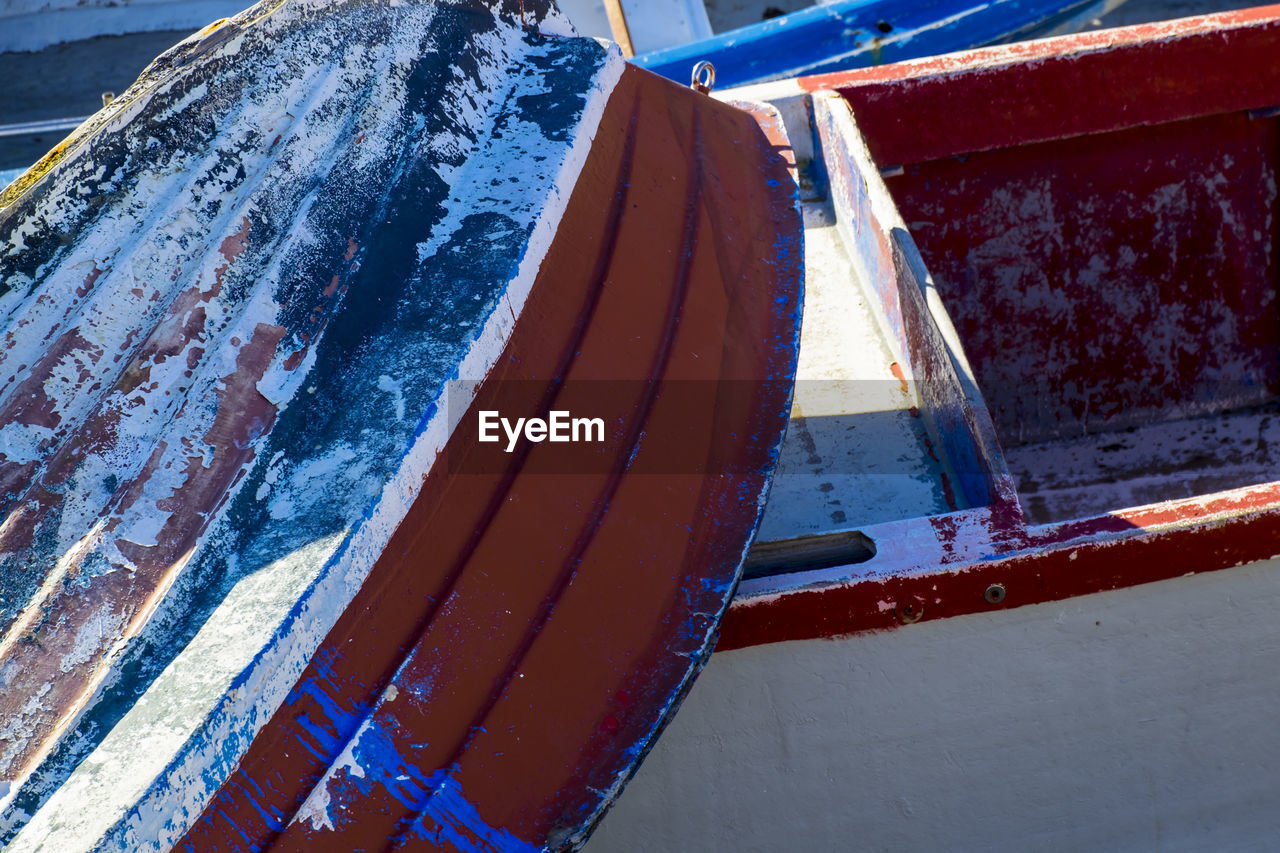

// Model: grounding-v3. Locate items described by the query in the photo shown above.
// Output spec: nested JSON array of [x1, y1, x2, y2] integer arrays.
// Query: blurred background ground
[[1, 30, 187, 170], [0, 0, 1273, 170]]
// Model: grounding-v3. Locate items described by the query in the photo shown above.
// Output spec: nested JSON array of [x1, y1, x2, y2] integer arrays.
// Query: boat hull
[[0, 1, 803, 849], [588, 556, 1280, 852], [588, 7, 1280, 849]]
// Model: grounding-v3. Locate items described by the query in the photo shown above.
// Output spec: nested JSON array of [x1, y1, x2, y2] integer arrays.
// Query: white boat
[[587, 7, 1280, 850]]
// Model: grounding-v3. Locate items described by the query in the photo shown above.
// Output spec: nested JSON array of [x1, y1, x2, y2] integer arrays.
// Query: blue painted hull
[[635, 0, 1111, 88]]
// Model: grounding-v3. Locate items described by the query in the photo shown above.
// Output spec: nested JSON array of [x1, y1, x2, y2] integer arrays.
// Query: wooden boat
[[585, 7, 1280, 851], [0, 0, 802, 850], [624, 0, 1126, 88]]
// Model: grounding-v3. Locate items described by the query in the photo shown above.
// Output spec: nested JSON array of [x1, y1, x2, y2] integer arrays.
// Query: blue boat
[[632, 0, 1123, 88]]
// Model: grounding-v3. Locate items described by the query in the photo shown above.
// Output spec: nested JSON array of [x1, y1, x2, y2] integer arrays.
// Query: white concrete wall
[[4, 0, 715, 56], [558, 0, 713, 53], [588, 557, 1280, 852], [0, 0, 255, 52]]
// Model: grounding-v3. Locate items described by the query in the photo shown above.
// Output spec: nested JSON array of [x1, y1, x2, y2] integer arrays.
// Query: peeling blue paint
[[409, 766, 540, 853], [636, 0, 1109, 88]]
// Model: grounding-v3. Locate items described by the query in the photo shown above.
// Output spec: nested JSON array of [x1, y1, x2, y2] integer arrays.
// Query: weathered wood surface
[[0, 0, 587, 842], [0, 0, 803, 850], [174, 68, 802, 853]]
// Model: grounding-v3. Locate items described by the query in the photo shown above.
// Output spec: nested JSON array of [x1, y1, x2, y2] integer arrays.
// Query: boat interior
[[881, 100, 1280, 526], [745, 35, 1280, 571]]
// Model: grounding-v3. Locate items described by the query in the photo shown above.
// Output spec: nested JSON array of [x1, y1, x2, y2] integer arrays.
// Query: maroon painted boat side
[[800, 5, 1280, 165], [719, 7, 1280, 651], [722, 487, 1280, 651], [175, 64, 802, 852]]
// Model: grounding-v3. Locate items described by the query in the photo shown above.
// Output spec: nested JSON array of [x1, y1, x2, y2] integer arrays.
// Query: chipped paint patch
[[412, 766, 540, 853]]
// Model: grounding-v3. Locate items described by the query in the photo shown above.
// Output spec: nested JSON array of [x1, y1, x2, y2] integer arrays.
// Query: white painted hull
[[587, 557, 1280, 852], [585, 10, 1280, 850]]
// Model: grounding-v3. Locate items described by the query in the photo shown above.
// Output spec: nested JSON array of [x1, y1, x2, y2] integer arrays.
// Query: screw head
[[896, 601, 924, 624], [984, 583, 1007, 605]]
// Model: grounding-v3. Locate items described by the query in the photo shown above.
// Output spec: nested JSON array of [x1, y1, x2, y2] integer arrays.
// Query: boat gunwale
[[722, 6, 1280, 649]]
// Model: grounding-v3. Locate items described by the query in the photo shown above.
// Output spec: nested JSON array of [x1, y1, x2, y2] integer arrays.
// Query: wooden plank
[[602, 0, 636, 57], [744, 530, 876, 578], [1007, 402, 1280, 524], [810, 92, 1013, 513]]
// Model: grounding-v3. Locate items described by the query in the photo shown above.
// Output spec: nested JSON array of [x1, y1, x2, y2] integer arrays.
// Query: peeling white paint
[[0, 2, 622, 850]]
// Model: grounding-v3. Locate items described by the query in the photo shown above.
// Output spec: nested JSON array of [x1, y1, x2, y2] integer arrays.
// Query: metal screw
[[984, 583, 1006, 605], [101, 91, 115, 108], [897, 601, 923, 624]]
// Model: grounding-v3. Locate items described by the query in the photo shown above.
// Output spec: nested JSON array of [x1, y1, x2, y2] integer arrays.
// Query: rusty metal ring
[[691, 61, 716, 94]]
